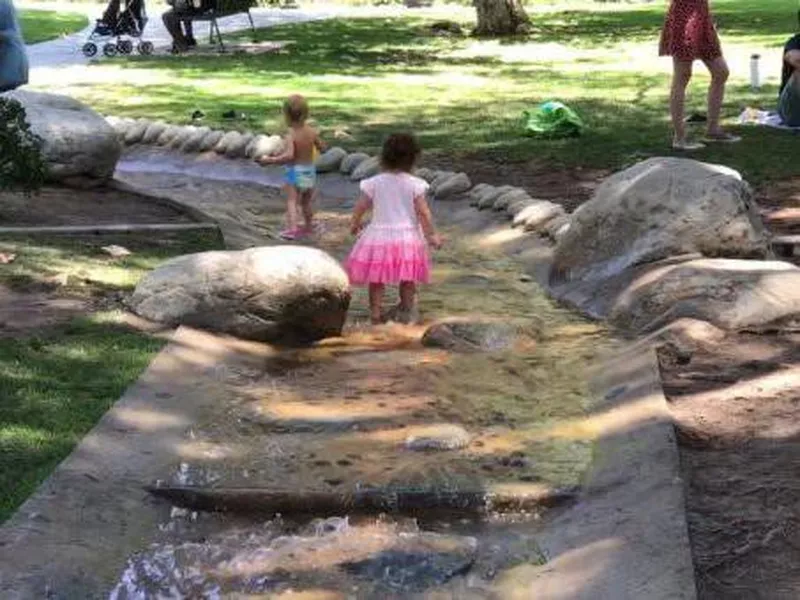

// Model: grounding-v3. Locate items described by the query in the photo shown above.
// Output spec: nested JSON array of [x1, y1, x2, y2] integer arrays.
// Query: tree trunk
[[474, 0, 530, 36]]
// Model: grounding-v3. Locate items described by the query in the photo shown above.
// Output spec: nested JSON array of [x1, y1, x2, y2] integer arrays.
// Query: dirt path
[[659, 333, 800, 599]]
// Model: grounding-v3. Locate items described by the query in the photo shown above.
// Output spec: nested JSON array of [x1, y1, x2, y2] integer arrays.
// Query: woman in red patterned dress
[[659, 0, 740, 150]]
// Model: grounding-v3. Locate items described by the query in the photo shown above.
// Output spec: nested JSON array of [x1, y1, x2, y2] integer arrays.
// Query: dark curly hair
[[380, 133, 421, 172]]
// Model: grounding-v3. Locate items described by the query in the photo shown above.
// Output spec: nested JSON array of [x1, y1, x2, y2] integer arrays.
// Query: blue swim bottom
[[284, 164, 317, 190]]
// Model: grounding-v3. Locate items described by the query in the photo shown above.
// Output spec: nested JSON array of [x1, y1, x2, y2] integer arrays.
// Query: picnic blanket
[[738, 107, 800, 131]]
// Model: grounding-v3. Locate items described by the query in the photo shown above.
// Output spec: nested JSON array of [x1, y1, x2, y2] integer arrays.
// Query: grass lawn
[[41, 0, 798, 184], [19, 9, 88, 44], [0, 230, 222, 522]]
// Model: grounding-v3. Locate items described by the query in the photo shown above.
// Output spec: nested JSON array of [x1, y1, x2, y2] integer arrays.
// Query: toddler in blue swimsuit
[[257, 95, 326, 240]]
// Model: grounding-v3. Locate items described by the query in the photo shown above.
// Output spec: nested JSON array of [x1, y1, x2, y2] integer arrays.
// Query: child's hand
[[428, 233, 443, 250], [350, 222, 364, 236]]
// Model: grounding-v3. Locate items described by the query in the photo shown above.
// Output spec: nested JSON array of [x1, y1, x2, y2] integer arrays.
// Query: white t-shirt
[[360, 172, 429, 230]]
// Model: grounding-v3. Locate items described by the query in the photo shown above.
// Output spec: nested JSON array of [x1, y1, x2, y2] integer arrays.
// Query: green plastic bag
[[523, 101, 584, 139]]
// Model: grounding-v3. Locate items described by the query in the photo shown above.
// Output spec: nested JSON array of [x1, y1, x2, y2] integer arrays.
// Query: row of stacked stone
[[105, 115, 571, 242]]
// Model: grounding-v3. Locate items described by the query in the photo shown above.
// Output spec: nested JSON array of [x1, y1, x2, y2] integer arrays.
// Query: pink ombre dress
[[346, 172, 431, 285]]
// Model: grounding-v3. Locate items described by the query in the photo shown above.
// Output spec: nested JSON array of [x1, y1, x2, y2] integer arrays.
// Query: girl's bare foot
[[672, 138, 705, 151]]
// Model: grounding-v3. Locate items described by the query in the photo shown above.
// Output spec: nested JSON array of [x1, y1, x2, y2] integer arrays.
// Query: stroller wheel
[[117, 39, 134, 55], [81, 42, 98, 57], [103, 42, 118, 57], [138, 41, 154, 56]]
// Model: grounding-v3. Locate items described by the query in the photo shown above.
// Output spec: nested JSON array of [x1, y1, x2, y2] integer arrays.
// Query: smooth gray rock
[[123, 119, 149, 145], [156, 124, 181, 146], [493, 188, 529, 212], [5, 90, 121, 182], [350, 156, 381, 181], [315, 147, 348, 173], [414, 167, 437, 182], [544, 214, 571, 242], [225, 132, 253, 158], [141, 121, 167, 144], [422, 317, 519, 352], [434, 173, 472, 199], [168, 126, 197, 150], [467, 183, 493, 206], [551, 157, 769, 288], [477, 185, 515, 210], [340, 152, 370, 175], [249, 134, 284, 159], [129, 246, 351, 345], [609, 258, 800, 334], [197, 130, 225, 152], [405, 424, 472, 451], [522, 202, 565, 232], [179, 126, 211, 153], [214, 131, 243, 155]]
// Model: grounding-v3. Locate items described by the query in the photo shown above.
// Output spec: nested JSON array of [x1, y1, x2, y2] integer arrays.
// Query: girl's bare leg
[[300, 189, 315, 230], [670, 58, 694, 144], [285, 185, 299, 231], [368, 283, 385, 324], [703, 56, 730, 136], [399, 281, 416, 312]]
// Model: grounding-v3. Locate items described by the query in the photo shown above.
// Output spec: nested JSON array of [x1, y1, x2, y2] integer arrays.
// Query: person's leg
[[100, 0, 121, 27], [368, 283, 385, 324], [669, 58, 694, 145], [183, 20, 196, 46], [162, 9, 188, 51], [283, 185, 299, 235], [299, 189, 315, 231], [399, 281, 416, 312], [703, 56, 735, 138], [778, 71, 800, 127]]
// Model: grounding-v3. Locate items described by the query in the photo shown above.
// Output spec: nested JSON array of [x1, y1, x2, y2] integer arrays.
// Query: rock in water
[[550, 157, 768, 288], [5, 90, 121, 183], [434, 173, 472, 199], [422, 317, 519, 352], [129, 246, 351, 345], [340, 152, 370, 174], [405, 424, 472, 451], [351, 156, 381, 181], [141, 121, 167, 144], [315, 147, 348, 172], [609, 258, 800, 333]]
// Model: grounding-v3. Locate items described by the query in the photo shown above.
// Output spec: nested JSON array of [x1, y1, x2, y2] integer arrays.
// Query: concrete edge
[[0, 223, 222, 235], [514, 342, 697, 600], [107, 178, 220, 225]]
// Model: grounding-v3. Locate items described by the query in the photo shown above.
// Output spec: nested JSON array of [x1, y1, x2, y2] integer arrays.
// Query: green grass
[[40, 0, 800, 184], [19, 9, 88, 44], [0, 231, 222, 522]]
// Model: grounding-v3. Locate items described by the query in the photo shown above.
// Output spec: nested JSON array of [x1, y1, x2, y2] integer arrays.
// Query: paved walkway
[[21, 1, 436, 74]]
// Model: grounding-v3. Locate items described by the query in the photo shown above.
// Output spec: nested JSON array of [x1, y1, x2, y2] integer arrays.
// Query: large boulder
[[129, 246, 351, 345], [5, 90, 121, 183], [609, 258, 800, 334], [550, 158, 769, 288]]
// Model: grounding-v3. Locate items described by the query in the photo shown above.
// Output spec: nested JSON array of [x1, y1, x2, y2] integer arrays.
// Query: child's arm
[[314, 131, 327, 153], [256, 133, 294, 165], [414, 194, 442, 249], [350, 193, 372, 235]]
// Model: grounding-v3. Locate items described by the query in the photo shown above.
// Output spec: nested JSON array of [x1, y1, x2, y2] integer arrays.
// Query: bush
[[0, 97, 46, 193]]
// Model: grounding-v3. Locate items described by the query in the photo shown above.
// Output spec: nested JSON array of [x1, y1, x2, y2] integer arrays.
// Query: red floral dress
[[659, 0, 722, 61]]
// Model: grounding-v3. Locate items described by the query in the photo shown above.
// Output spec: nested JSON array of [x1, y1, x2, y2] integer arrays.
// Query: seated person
[[779, 32, 800, 127], [163, 0, 214, 53]]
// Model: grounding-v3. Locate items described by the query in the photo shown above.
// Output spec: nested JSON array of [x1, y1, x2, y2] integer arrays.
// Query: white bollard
[[750, 53, 762, 90]]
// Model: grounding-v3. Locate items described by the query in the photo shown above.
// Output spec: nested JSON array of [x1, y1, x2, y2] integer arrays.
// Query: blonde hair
[[283, 94, 309, 125]]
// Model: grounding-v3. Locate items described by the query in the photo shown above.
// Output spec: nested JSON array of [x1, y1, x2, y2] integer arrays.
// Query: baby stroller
[[82, 0, 154, 58]]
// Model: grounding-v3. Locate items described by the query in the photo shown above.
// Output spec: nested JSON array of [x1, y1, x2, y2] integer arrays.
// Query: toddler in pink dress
[[346, 133, 442, 324]]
